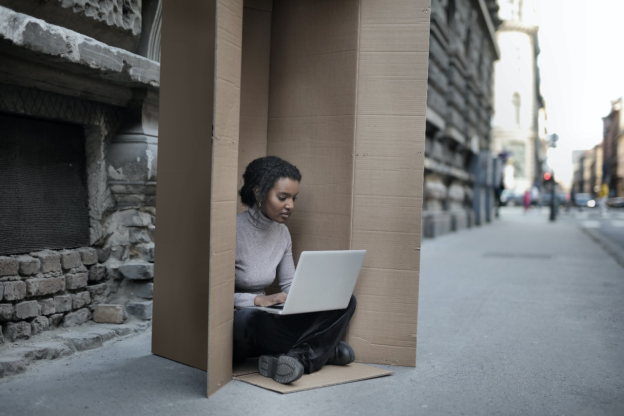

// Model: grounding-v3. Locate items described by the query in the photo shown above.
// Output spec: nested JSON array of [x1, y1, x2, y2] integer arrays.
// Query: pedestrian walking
[[598, 183, 609, 217], [523, 189, 531, 213]]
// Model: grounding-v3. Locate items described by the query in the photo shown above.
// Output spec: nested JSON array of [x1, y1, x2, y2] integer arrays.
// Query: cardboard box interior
[[154, 0, 430, 397]]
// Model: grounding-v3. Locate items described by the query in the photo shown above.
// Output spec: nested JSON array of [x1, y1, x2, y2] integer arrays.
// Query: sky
[[537, 0, 624, 186]]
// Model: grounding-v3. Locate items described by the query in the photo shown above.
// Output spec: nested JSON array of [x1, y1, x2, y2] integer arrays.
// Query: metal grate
[[0, 83, 122, 130], [0, 113, 90, 255]]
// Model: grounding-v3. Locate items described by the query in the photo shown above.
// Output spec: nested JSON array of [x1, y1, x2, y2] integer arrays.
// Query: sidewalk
[[1, 208, 623, 416]]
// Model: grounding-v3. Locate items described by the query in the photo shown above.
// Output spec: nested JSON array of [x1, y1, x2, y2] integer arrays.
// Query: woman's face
[[259, 178, 299, 223]]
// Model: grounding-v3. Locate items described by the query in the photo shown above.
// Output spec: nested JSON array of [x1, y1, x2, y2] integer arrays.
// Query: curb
[[580, 226, 624, 269], [0, 321, 151, 379]]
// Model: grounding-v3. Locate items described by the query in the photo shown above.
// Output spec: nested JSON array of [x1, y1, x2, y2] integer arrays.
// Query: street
[[1, 208, 623, 416]]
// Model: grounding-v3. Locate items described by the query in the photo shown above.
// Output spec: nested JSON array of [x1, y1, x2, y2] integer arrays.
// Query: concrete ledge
[[451, 211, 469, 232], [0, 321, 151, 379], [423, 212, 452, 238], [0, 6, 159, 89]]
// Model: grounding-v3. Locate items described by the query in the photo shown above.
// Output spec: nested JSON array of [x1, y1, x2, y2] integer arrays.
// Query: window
[[512, 92, 521, 127]]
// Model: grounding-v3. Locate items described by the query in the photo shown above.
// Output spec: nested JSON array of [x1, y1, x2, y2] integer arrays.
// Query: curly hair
[[239, 156, 302, 207]]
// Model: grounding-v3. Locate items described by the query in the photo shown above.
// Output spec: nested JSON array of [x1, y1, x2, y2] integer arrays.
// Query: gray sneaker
[[258, 355, 304, 384]]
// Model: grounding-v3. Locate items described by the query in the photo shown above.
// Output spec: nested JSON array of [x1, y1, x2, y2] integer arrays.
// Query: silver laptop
[[242, 250, 366, 315]]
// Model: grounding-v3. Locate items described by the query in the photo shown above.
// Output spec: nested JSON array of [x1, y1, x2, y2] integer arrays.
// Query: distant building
[[602, 98, 624, 197], [491, 0, 547, 194], [423, 0, 501, 237]]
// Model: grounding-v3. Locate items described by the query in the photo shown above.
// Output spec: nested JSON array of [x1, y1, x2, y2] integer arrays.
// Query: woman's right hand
[[254, 292, 287, 307]]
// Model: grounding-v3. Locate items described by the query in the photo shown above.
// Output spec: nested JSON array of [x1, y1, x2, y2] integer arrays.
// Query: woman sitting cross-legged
[[233, 156, 357, 384]]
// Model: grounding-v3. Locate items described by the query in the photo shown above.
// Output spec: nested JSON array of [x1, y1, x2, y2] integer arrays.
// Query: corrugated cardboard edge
[[345, 0, 431, 368], [208, 0, 244, 397], [233, 363, 393, 394], [152, 0, 217, 373]]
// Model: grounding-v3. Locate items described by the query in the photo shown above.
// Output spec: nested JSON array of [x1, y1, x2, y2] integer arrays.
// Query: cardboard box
[[153, 0, 430, 397]]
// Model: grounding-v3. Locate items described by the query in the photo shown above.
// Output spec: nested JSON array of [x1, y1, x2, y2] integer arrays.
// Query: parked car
[[539, 192, 566, 207], [573, 193, 593, 208], [607, 197, 624, 208], [500, 190, 523, 206]]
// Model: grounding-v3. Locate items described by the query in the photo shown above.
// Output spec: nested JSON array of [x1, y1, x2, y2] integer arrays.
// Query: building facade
[[424, 0, 501, 237], [0, 0, 163, 342], [490, 0, 547, 195], [602, 98, 624, 197]]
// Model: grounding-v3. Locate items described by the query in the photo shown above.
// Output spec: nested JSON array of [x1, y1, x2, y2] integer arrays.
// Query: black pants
[[233, 295, 356, 374]]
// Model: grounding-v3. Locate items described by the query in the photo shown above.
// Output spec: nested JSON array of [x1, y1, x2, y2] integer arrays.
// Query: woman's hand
[[254, 292, 287, 307]]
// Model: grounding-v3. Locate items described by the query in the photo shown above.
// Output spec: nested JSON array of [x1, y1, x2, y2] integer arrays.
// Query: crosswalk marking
[[580, 220, 601, 228], [611, 220, 624, 228]]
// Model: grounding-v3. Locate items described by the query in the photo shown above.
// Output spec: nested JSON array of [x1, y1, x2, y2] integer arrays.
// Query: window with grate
[[0, 113, 90, 255]]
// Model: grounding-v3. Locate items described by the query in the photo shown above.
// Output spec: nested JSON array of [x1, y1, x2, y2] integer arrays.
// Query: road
[[1, 208, 623, 416]]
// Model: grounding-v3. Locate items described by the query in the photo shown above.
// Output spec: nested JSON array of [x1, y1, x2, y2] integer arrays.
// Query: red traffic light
[[543, 172, 552, 181]]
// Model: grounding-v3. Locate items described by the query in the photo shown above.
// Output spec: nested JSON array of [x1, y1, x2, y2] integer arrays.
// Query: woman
[[233, 156, 357, 384]]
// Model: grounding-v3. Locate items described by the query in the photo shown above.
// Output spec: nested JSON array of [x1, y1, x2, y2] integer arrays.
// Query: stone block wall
[[0, 224, 155, 343]]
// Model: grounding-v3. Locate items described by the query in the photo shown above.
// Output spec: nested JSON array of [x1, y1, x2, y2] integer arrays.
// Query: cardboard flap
[[234, 363, 393, 394]]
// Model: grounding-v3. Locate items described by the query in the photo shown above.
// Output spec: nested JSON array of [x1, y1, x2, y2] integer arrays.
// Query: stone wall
[[423, 0, 501, 237], [0, 238, 154, 344], [0, 0, 142, 52], [0, 2, 161, 344]]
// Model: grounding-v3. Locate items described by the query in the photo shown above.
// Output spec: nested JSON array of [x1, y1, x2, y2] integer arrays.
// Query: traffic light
[[543, 172, 552, 182]]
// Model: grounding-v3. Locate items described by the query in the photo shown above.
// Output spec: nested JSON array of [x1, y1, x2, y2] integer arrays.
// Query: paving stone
[[26, 277, 66, 297], [31, 250, 61, 273], [60, 250, 82, 270], [88, 264, 107, 282], [93, 304, 127, 324], [49, 313, 63, 327], [15, 301, 40, 319], [118, 263, 154, 281], [126, 281, 153, 299], [126, 301, 153, 320], [76, 248, 98, 265], [0, 325, 3, 344], [0, 356, 27, 377], [34, 342, 75, 359], [0, 304, 14, 321], [54, 295, 73, 313], [97, 247, 112, 263], [0, 282, 3, 300], [61, 308, 90, 327], [39, 298, 56, 315], [12, 342, 74, 362], [16, 255, 40, 276], [135, 321, 152, 332], [88, 328, 118, 342], [86, 283, 110, 304], [2, 281, 26, 301], [65, 272, 88, 290], [0, 256, 19, 277], [97, 324, 134, 336], [4, 321, 31, 341], [72, 292, 91, 309], [57, 333, 102, 351], [31, 316, 50, 335]]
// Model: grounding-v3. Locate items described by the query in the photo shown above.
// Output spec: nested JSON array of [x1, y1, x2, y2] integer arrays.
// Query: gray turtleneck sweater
[[234, 205, 295, 307]]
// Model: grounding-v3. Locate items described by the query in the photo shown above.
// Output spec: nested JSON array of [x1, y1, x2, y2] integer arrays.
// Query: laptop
[[241, 250, 366, 315]]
